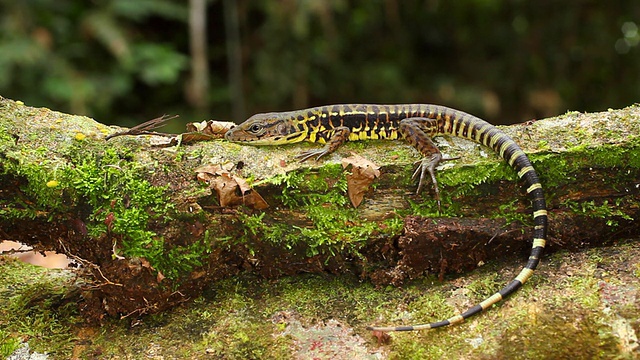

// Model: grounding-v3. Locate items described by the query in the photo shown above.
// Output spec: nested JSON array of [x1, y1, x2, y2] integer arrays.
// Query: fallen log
[[1, 96, 638, 320]]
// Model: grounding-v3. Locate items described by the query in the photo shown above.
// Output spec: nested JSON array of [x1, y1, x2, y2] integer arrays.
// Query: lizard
[[224, 104, 548, 332]]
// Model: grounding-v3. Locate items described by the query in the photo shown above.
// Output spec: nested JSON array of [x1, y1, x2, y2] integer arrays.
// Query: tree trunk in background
[[224, 0, 245, 121], [188, 0, 210, 114]]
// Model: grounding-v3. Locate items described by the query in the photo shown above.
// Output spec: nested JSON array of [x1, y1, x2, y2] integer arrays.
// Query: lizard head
[[225, 112, 307, 145]]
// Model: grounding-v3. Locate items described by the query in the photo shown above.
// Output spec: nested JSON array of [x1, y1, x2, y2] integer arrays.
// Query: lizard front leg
[[295, 126, 351, 162]]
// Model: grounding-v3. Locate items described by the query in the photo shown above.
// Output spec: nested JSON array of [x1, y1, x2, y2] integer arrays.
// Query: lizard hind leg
[[400, 117, 456, 211]]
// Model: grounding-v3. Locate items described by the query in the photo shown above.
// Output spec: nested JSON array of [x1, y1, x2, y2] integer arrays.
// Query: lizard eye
[[248, 123, 263, 133]]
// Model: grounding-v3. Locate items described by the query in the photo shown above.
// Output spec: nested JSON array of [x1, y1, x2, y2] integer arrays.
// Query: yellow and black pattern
[[225, 104, 548, 332]]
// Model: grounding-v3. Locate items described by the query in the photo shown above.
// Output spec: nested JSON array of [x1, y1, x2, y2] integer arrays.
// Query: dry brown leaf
[[182, 120, 235, 143], [139, 257, 152, 269], [345, 171, 371, 208], [232, 175, 252, 195], [205, 121, 235, 135], [185, 120, 209, 132], [241, 190, 269, 210], [186, 120, 235, 137], [195, 163, 220, 174], [181, 132, 216, 144], [211, 173, 242, 207], [195, 164, 269, 209], [341, 153, 381, 177], [195, 163, 234, 176], [341, 153, 381, 207], [371, 330, 391, 345]]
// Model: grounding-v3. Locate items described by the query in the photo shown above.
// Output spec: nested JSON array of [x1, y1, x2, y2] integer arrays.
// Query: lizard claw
[[296, 149, 329, 162], [412, 153, 444, 211]]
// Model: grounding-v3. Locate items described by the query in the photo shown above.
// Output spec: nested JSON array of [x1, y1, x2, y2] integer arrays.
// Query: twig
[[57, 239, 123, 288], [105, 114, 179, 140]]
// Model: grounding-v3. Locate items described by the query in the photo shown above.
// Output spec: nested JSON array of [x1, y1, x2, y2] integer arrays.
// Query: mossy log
[[1, 95, 639, 320]]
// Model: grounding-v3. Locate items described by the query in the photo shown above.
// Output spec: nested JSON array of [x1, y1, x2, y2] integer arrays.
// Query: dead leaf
[[186, 120, 235, 137], [139, 258, 152, 269], [341, 153, 381, 207], [204, 121, 235, 135], [211, 173, 241, 207], [372, 330, 391, 345], [185, 120, 209, 132], [181, 132, 216, 144], [241, 190, 269, 210], [181, 120, 235, 143], [190, 270, 206, 279], [195, 162, 235, 176], [232, 175, 252, 195], [195, 164, 269, 210]]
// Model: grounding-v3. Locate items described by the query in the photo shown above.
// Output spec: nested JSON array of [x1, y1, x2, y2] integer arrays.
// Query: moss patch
[[231, 165, 399, 259], [0, 258, 79, 358]]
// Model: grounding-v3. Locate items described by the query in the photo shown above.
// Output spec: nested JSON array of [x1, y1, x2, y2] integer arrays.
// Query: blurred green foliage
[[1, 0, 639, 128]]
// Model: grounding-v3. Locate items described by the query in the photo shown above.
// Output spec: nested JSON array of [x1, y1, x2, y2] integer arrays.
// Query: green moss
[[81, 273, 391, 358], [561, 198, 634, 227], [231, 132, 640, 259], [0, 328, 21, 359], [0, 124, 13, 150], [232, 204, 378, 258], [383, 246, 634, 359], [196, 290, 291, 359], [531, 140, 640, 191], [381, 216, 405, 237], [573, 139, 640, 169], [1, 162, 69, 215], [439, 162, 517, 193], [388, 147, 419, 164], [235, 164, 384, 257], [393, 131, 638, 223], [403, 160, 518, 218], [378, 276, 491, 358], [493, 199, 532, 227], [0, 137, 205, 281], [464, 273, 503, 302], [495, 309, 619, 360], [212, 127, 640, 277], [0, 259, 79, 358], [536, 140, 550, 151], [62, 148, 206, 280]]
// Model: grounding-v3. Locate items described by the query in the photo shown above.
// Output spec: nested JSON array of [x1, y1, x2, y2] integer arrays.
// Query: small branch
[[105, 114, 179, 139], [58, 239, 123, 288]]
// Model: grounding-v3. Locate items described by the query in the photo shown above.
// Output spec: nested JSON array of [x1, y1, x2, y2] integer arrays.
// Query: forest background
[[1, 0, 639, 130]]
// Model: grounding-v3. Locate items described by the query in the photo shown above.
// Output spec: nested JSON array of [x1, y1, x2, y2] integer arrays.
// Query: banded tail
[[367, 106, 548, 331]]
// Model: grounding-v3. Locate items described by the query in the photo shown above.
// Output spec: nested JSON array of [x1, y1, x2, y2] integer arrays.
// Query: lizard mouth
[[223, 126, 236, 141]]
